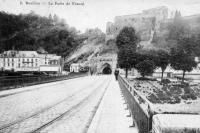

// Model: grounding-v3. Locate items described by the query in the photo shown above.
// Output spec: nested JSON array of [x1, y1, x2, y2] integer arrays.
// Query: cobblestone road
[[0, 75, 111, 133]]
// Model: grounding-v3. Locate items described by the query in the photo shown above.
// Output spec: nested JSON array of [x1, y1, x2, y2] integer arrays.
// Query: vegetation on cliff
[[0, 11, 80, 58], [153, 11, 200, 56], [65, 28, 109, 64]]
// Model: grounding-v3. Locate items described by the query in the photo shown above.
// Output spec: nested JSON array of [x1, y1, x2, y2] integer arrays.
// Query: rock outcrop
[[106, 6, 200, 48], [106, 6, 169, 41]]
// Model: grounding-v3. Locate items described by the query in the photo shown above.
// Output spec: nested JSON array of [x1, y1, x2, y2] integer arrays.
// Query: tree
[[167, 10, 190, 41], [193, 34, 200, 56], [177, 36, 196, 55], [170, 35, 198, 83], [0, 11, 80, 59], [0, 12, 28, 39], [48, 14, 53, 21], [116, 27, 139, 78], [53, 14, 59, 23], [37, 47, 47, 54], [117, 47, 133, 78], [84, 28, 105, 43], [135, 60, 156, 78], [170, 48, 197, 82], [156, 50, 170, 79], [116, 26, 139, 50]]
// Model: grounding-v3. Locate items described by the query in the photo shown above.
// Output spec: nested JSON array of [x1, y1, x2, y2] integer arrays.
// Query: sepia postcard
[[0, 0, 200, 133]]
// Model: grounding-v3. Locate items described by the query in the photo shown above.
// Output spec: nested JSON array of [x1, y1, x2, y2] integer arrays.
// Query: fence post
[[118, 75, 153, 133]]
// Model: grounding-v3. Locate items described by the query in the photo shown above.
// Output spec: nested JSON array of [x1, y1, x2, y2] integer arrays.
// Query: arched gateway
[[101, 63, 112, 74], [89, 54, 117, 75]]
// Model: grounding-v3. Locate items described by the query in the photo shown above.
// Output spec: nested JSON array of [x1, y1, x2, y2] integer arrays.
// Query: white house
[[153, 67, 174, 78], [70, 63, 81, 72], [0, 50, 63, 74]]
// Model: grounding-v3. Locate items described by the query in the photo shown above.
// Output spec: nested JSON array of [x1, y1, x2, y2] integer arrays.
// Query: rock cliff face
[[106, 6, 169, 42], [106, 6, 200, 48], [184, 14, 200, 34]]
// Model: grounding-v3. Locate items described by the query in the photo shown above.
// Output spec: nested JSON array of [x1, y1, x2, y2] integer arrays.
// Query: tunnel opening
[[102, 66, 112, 74]]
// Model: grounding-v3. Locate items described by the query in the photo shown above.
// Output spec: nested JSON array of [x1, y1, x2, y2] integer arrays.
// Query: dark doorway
[[102, 66, 112, 74]]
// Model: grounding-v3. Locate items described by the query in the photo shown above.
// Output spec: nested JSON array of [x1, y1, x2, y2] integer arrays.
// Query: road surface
[[0, 75, 111, 133], [0, 75, 138, 133]]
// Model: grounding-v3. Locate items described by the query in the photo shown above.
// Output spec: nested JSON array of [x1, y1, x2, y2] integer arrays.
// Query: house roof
[[0, 50, 61, 60], [1, 50, 38, 58], [155, 65, 200, 74]]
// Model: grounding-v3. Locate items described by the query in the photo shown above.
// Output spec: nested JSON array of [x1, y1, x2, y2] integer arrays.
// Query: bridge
[[0, 75, 137, 133], [0, 74, 199, 133]]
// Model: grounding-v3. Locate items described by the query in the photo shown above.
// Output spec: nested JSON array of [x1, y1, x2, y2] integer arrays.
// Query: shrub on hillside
[[136, 77, 157, 81], [148, 94, 160, 103], [135, 60, 156, 78], [161, 78, 171, 84], [181, 94, 197, 100], [183, 86, 191, 94], [167, 96, 181, 104]]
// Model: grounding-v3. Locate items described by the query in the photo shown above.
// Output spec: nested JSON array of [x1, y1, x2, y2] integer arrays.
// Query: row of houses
[[153, 57, 200, 81], [129, 58, 200, 82], [0, 50, 64, 74], [153, 66, 200, 82]]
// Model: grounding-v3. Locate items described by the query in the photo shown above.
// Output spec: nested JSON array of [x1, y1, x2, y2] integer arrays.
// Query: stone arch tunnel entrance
[[101, 63, 112, 74]]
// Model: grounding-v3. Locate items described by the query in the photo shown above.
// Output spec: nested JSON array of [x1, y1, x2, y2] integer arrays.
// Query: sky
[[1, 0, 200, 33]]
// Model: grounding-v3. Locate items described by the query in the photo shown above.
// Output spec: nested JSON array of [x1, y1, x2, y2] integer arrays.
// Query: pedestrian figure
[[89, 67, 93, 76], [114, 69, 119, 80], [91, 70, 93, 76]]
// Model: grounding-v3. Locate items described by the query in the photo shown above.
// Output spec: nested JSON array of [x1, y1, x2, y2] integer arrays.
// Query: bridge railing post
[[118, 75, 154, 133]]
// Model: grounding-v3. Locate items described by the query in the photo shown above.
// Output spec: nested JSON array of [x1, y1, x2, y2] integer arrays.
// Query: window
[[19, 58, 20, 62], [12, 58, 14, 62], [12, 63, 14, 67], [8, 58, 9, 62], [8, 63, 10, 67], [18, 63, 20, 68]]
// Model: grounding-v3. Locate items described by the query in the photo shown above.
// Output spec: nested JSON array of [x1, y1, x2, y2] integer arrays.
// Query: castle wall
[[106, 6, 169, 41], [106, 6, 200, 48]]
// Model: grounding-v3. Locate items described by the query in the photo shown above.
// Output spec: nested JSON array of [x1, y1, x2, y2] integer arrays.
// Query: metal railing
[[0, 73, 87, 91], [118, 75, 154, 133]]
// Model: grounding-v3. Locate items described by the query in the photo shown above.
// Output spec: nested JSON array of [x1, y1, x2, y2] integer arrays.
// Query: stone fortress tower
[[106, 6, 172, 41]]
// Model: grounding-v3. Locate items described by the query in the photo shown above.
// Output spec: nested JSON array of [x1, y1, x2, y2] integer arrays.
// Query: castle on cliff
[[106, 6, 200, 42]]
